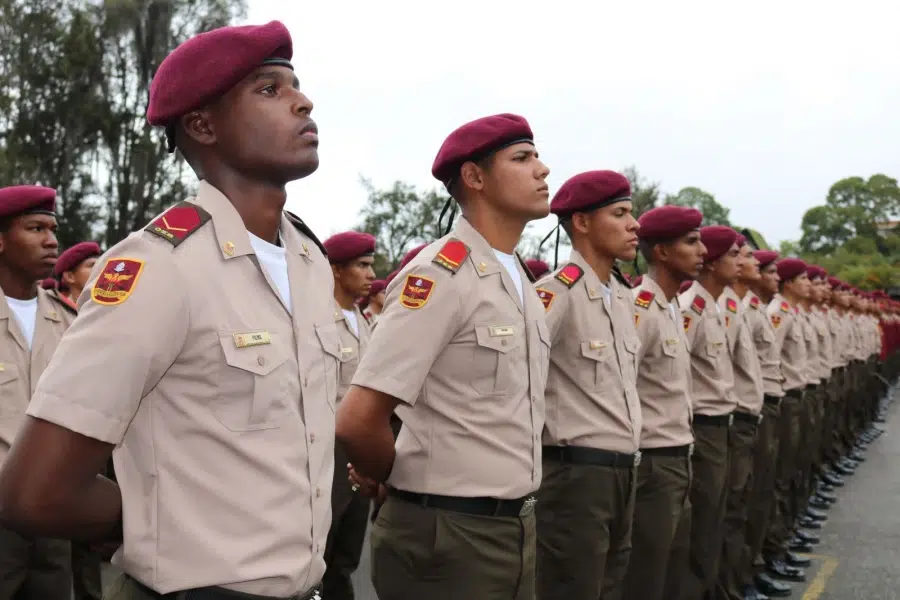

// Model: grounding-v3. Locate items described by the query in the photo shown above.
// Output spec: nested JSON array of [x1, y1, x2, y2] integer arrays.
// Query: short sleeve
[[27, 234, 189, 444], [351, 263, 460, 405]]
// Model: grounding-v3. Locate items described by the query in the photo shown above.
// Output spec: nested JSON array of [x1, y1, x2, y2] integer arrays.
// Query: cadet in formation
[[52, 241, 102, 310], [0, 20, 335, 600], [336, 113, 551, 600], [534, 170, 642, 600]]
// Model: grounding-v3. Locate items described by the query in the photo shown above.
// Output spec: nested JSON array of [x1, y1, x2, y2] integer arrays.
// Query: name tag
[[590, 340, 607, 350], [665, 338, 679, 346], [489, 326, 515, 337], [0, 363, 5, 371], [340, 347, 354, 356], [233, 331, 271, 348]]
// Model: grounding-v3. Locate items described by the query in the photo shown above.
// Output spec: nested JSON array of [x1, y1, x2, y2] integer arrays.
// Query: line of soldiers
[[0, 17, 894, 600]]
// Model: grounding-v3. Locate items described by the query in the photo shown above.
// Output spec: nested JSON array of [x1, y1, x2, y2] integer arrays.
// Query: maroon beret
[[678, 280, 693, 294], [753, 250, 779, 268], [385, 268, 400, 286], [699, 225, 739, 262], [0, 185, 56, 219], [369, 280, 386, 297], [40, 277, 57, 290], [776, 258, 807, 282], [806, 265, 827, 280], [323, 231, 376, 264], [431, 114, 533, 188], [735, 233, 747, 247], [147, 21, 293, 126], [827, 276, 841, 289], [525, 259, 550, 279], [53, 241, 101, 277], [551, 170, 631, 217], [637, 205, 703, 240]]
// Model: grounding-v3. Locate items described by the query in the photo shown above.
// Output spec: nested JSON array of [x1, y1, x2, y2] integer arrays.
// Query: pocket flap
[[218, 332, 288, 376], [475, 325, 522, 353], [580, 340, 611, 362], [661, 338, 679, 357], [0, 363, 19, 385], [537, 320, 551, 347], [315, 323, 344, 360], [624, 336, 640, 354]]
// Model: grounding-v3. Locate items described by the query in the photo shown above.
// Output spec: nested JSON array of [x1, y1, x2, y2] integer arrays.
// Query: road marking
[[802, 554, 840, 600]]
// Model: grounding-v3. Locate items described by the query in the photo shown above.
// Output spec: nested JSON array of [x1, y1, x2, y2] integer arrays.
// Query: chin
[[284, 152, 320, 182]]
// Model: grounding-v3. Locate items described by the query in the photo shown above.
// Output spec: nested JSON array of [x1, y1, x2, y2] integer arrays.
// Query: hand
[[348, 464, 385, 500]]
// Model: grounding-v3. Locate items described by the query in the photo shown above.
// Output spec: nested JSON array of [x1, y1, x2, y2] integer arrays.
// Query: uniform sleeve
[[536, 278, 569, 345], [27, 235, 189, 444], [351, 263, 460, 406]]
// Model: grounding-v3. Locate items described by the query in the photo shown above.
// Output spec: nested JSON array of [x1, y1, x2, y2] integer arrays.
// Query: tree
[[664, 186, 732, 226], [622, 165, 660, 220], [356, 178, 447, 276]]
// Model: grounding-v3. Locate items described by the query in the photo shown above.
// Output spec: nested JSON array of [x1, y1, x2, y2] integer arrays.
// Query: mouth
[[42, 255, 58, 264], [537, 185, 549, 196], [627, 237, 639, 246], [299, 121, 319, 142]]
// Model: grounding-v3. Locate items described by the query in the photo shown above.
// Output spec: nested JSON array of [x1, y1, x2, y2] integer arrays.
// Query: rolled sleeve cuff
[[351, 368, 421, 407], [27, 391, 130, 445]]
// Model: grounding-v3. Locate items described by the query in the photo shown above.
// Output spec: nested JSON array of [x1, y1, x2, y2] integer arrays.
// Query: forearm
[[338, 420, 396, 483]]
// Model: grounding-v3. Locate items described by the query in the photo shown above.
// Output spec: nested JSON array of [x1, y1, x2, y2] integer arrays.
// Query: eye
[[259, 84, 277, 96]]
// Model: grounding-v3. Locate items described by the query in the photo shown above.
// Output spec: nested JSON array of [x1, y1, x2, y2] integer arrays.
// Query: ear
[[62, 271, 75, 286], [459, 161, 485, 192], [330, 264, 341, 280], [570, 212, 591, 236], [180, 110, 216, 147]]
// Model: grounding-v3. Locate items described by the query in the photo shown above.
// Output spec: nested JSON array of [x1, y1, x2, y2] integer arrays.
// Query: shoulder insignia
[[726, 298, 738, 313], [399, 274, 435, 309], [432, 239, 470, 273], [725, 315, 731, 328], [750, 296, 760, 309], [634, 313, 640, 327], [691, 295, 706, 315], [780, 301, 790, 313], [635, 289, 655, 310], [284, 211, 327, 257], [536, 288, 555, 311], [91, 258, 145, 306], [145, 202, 211, 247], [683, 315, 692, 332], [771, 314, 782, 329], [555, 263, 584, 288]]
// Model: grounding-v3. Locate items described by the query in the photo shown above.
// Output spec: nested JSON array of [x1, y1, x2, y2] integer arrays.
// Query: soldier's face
[[581, 201, 639, 261], [335, 256, 376, 298], [0, 213, 59, 281], [759, 263, 779, 295], [711, 243, 741, 284], [737, 245, 760, 282], [480, 143, 550, 221], [787, 272, 811, 299], [63, 256, 98, 298], [664, 230, 706, 279], [205, 65, 319, 183], [807, 278, 822, 302]]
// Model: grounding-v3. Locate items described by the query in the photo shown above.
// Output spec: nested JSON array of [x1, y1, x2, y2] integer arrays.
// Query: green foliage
[[664, 186, 732, 226], [622, 165, 661, 220]]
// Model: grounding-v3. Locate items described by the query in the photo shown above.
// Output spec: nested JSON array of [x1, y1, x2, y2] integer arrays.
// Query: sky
[[246, 0, 900, 251]]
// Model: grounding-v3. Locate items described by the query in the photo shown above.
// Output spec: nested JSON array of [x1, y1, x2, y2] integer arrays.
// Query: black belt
[[130, 576, 320, 600], [806, 383, 818, 391], [732, 411, 763, 425], [640, 444, 693, 458], [693, 413, 733, 427], [764, 395, 782, 407], [542, 445, 640, 468], [388, 488, 536, 517]]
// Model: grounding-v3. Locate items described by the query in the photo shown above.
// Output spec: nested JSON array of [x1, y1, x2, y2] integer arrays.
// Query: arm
[[336, 386, 402, 483]]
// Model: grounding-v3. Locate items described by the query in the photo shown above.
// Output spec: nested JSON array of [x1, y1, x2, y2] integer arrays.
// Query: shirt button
[[304, 377, 309, 387], [257, 355, 265, 366], [316, 487, 322, 498], [310, 433, 316, 443]]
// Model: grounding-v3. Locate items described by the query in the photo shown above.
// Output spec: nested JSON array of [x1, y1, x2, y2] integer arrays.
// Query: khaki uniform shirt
[[768, 294, 807, 393], [826, 308, 846, 369], [335, 304, 370, 402], [800, 308, 822, 385], [744, 293, 783, 398], [536, 250, 642, 455], [680, 281, 738, 417], [725, 290, 764, 415], [0, 288, 77, 464], [28, 182, 338, 596], [632, 277, 693, 449], [810, 307, 833, 381], [351, 217, 549, 500], [720, 286, 742, 354]]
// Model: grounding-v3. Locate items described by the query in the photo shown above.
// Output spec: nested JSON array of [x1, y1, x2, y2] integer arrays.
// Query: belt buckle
[[728, 413, 734, 427], [633, 450, 642, 468], [757, 413, 764, 424], [519, 496, 537, 517]]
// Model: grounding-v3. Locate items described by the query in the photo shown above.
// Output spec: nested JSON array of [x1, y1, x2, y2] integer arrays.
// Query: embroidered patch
[[726, 298, 738, 313], [771, 314, 782, 329], [399, 274, 435, 309], [145, 202, 211, 247], [91, 258, 145, 306], [750, 296, 760, 310], [780, 301, 790, 313], [635, 289, 654, 309], [683, 315, 692, 332], [555, 263, 584, 288], [536, 288, 555, 311], [432, 239, 469, 273], [691, 296, 706, 315]]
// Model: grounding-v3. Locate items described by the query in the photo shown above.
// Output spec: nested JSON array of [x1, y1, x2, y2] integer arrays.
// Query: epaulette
[[780, 300, 790, 313], [145, 202, 211, 247], [749, 296, 760, 310], [634, 289, 654, 310], [432, 239, 470, 274], [285, 211, 327, 257], [725, 298, 738, 313], [691, 295, 706, 315], [555, 263, 584, 288]]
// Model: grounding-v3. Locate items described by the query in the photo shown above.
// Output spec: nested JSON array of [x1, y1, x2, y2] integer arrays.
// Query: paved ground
[[102, 392, 900, 600]]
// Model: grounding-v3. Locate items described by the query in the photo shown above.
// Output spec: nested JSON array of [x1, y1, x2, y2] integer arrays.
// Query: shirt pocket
[[214, 331, 293, 432], [580, 339, 613, 388], [0, 364, 23, 418], [623, 335, 641, 374], [471, 325, 524, 395], [315, 323, 343, 412], [338, 345, 360, 390]]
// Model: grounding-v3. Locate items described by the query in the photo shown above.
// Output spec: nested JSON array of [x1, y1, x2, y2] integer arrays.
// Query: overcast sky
[[247, 0, 900, 251]]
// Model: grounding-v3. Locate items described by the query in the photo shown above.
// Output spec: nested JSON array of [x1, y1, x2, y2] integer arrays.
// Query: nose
[[293, 90, 314, 116], [698, 241, 708, 258], [536, 159, 550, 181]]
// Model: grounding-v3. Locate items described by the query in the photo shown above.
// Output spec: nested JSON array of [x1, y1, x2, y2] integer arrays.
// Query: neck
[[732, 281, 750, 299], [462, 205, 528, 255], [205, 174, 286, 244], [370, 300, 383, 314], [698, 273, 725, 301], [646, 264, 681, 301], [334, 286, 357, 311], [0, 267, 38, 301], [573, 240, 614, 283], [68, 285, 83, 303], [783, 290, 802, 306]]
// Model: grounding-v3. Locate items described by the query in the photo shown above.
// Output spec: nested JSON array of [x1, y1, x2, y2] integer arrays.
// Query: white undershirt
[[493, 250, 524, 303], [248, 232, 292, 314], [6, 296, 37, 349], [342, 309, 359, 337], [598, 281, 612, 311]]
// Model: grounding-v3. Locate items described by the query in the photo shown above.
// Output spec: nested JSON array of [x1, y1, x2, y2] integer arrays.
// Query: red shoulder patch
[[726, 298, 738, 313], [750, 296, 760, 309], [691, 295, 706, 315], [780, 301, 790, 313], [145, 202, 211, 247], [432, 239, 469, 273], [555, 263, 584, 288], [536, 288, 555, 311], [635, 289, 654, 309]]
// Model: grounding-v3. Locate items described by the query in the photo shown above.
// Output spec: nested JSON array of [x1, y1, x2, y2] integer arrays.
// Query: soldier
[[761, 258, 812, 584], [676, 225, 741, 600], [0, 21, 334, 600], [715, 236, 767, 600], [822, 277, 852, 487], [531, 170, 641, 600], [321, 231, 377, 600], [525, 258, 550, 280], [621, 205, 705, 600], [362, 279, 386, 325], [53, 241, 102, 309], [335, 113, 551, 600], [0, 185, 77, 600]]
